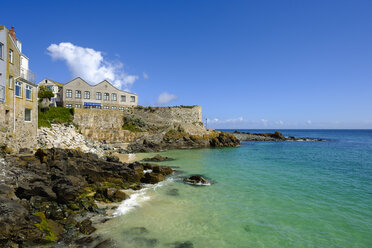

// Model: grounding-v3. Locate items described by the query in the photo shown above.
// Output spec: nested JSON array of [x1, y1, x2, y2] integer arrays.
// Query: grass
[[38, 107, 74, 128]]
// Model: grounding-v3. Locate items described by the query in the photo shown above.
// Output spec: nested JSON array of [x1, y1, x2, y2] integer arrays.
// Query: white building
[[37, 78, 64, 106]]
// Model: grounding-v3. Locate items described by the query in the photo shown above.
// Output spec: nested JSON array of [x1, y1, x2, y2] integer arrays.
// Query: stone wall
[[73, 108, 144, 143], [73, 106, 206, 144], [125, 105, 203, 126]]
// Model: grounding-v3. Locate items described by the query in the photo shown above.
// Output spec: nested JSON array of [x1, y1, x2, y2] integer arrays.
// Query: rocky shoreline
[[231, 131, 324, 142], [0, 148, 173, 247]]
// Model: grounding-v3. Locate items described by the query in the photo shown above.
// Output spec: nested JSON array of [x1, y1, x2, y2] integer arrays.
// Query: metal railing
[[0, 85, 5, 102], [20, 68, 36, 83]]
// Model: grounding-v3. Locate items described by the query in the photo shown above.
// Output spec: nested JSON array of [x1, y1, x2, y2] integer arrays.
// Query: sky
[[2, 0, 372, 129]]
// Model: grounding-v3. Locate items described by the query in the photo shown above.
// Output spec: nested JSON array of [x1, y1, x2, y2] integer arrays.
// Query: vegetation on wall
[[122, 115, 147, 132], [38, 107, 74, 128], [38, 85, 54, 100]]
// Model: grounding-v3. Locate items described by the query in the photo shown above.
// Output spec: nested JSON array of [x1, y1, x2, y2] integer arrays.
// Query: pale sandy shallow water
[[96, 130, 372, 248]]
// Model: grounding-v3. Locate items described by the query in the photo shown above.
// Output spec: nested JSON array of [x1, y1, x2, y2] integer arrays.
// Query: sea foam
[[113, 177, 174, 217]]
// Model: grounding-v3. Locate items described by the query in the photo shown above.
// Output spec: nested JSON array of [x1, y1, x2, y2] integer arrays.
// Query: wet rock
[[75, 236, 95, 244], [79, 219, 96, 235], [153, 165, 173, 176], [142, 154, 174, 162], [94, 239, 116, 248], [183, 175, 212, 186], [141, 172, 165, 184]]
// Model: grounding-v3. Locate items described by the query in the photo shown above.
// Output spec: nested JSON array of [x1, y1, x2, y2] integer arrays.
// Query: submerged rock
[[123, 227, 149, 235], [183, 175, 213, 186], [166, 188, 179, 196], [142, 154, 174, 162], [173, 241, 194, 248]]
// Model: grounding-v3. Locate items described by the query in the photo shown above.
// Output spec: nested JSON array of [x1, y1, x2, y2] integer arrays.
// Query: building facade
[[62, 77, 138, 110], [0, 26, 38, 152], [37, 78, 63, 106]]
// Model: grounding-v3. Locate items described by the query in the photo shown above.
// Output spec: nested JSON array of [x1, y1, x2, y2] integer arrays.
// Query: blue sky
[[2, 0, 372, 128]]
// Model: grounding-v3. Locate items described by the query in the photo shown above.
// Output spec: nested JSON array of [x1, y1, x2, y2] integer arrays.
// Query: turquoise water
[[97, 130, 372, 248]]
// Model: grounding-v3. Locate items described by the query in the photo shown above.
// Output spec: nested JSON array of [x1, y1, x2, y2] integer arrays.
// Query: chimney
[[9, 27, 16, 40]]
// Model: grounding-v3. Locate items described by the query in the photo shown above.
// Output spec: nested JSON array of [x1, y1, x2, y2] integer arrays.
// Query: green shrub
[[122, 116, 147, 132], [38, 107, 74, 128], [38, 85, 54, 100]]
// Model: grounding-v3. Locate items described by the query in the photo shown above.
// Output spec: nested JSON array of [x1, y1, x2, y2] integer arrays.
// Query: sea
[[96, 130, 372, 248]]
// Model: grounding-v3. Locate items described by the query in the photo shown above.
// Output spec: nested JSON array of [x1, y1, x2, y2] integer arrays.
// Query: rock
[[153, 166, 173, 176], [142, 154, 174, 162], [94, 239, 116, 248], [183, 175, 212, 186], [0, 184, 16, 200], [75, 236, 95, 244], [272, 131, 285, 140], [106, 155, 120, 163], [114, 190, 128, 201], [141, 172, 165, 184], [79, 219, 96, 235], [0, 198, 42, 242]]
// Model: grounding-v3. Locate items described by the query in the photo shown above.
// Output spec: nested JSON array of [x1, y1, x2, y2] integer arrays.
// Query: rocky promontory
[[232, 131, 324, 142], [0, 148, 173, 247]]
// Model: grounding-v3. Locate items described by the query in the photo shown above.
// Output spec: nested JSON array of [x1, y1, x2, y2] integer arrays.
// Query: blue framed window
[[26, 85, 32, 100], [15, 81, 22, 97]]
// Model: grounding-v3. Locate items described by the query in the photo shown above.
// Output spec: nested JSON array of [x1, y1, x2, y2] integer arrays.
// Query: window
[[46, 85, 53, 91], [119, 107, 124, 111], [8, 76, 13, 89], [66, 104, 72, 108], [104, 93, 109, 101], [121, 95, 126, 102], [0, 42, 3, 59], [84, 91, 90, 99], [66, 89, 72, 98], [15, 81, 22, 97], [25, 108, 31, 122], [112, 93, 117, 101], [75, 104, 81, 108], [130, 96, 136, 102], [96, 92, 102, 100], [112, 106, 117, 110], [75, 90, 81, 99], [26, 85, 32, 100], [9, 49, 13, 63], [103, 106, 109, 109]]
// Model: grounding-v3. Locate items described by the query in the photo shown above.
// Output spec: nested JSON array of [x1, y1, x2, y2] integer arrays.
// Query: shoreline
[[0, 148, 175, 247]]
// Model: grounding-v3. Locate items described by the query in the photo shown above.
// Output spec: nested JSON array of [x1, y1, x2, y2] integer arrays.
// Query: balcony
[[0, 85, 5, 102], [20, 68, 36, 84]]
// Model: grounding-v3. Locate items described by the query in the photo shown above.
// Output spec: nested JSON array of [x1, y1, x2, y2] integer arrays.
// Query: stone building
[[37, 78, 63, 106], [0, 26, 38, 152], [62, 77, 138, 110]]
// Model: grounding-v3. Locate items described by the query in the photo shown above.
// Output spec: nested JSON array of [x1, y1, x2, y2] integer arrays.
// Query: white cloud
[[156, 92, 178, 105], [306, 120, 312, 125], [47, 42, 138, 90], [261, 119, 268, 126], [143, 72, 149, 79]]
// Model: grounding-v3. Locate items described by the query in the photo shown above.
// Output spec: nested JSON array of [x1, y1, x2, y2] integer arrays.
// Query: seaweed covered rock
[[0, 148, 174, 246], [183, 175, 213, 186]]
